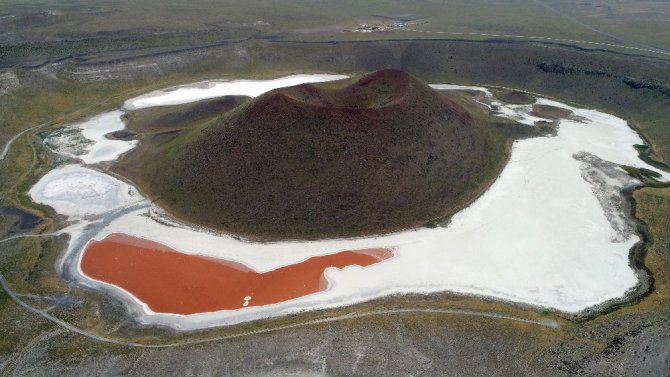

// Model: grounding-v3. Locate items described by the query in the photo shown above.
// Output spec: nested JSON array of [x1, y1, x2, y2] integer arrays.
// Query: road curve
[[0, 270, 559, 350], [0, 124, 44, 162]]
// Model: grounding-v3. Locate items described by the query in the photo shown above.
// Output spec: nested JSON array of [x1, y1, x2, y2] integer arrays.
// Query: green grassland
[[1, 0, 669, 64]]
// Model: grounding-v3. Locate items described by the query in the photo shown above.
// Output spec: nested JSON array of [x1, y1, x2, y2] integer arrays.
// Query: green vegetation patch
[[492, 89, 535, 105], [634, 187, 670, 303], [621, 165, 662, 183], [530, 104, 575, 120]]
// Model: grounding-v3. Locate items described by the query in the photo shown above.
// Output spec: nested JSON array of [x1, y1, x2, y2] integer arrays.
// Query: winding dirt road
[[0, 267, 559, 350]]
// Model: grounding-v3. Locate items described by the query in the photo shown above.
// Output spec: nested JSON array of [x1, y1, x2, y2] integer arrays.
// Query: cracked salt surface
[[44, 110, 138, 164], [29, 75, 670, 330], [574, 152, 639, 243], [29, 165, 143, 218]]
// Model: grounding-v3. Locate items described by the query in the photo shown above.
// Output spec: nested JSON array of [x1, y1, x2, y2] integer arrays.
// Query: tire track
[[0, 270, 559, 350], [0, 124, 44, 162], [405, 29, 670, 57], [529, 0, 669, 56]]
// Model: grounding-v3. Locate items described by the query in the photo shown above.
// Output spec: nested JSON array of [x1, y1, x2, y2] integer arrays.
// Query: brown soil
[[530, 104, 575, 120], [492, 89, 535, 105]]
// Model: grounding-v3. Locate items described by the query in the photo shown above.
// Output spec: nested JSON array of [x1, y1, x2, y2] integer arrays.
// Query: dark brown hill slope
[[140, 70, 508, 239]]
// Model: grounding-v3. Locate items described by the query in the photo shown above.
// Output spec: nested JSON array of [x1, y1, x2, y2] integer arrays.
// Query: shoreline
[[18, 74, 670, 331]]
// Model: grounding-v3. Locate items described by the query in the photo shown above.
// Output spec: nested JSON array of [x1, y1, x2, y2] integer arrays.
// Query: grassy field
[[1, 0, 669, 64]]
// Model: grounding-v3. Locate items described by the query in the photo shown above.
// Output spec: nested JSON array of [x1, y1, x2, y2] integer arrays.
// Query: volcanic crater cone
[[146, 70, 503, 239]]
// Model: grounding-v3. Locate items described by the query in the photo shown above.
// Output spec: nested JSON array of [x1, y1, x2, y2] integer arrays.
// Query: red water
[[80, 233, 392, 315]]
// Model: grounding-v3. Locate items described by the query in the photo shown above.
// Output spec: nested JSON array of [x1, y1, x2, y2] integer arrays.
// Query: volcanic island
[[115, 69, 520, 240]]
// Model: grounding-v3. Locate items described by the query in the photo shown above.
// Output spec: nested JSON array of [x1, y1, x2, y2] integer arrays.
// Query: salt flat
[[43, 75, 347, 165], [29, 75, 670, 330], [29, 165, 143, 218], [123, 74, 349, 110], [44, 110, 138, 164]]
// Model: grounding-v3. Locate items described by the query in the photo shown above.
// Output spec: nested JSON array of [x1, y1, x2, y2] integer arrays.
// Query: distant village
[[348, 19, 425, 33]]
